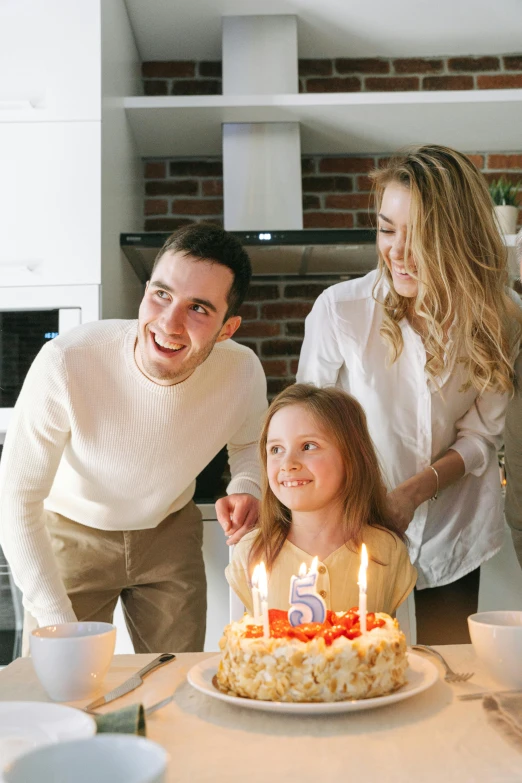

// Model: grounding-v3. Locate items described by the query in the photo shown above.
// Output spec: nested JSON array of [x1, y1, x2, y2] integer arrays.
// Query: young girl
[[226, 384, 417, 615]]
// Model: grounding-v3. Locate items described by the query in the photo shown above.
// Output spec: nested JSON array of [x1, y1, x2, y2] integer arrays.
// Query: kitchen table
[[0, 646, 520, 782]]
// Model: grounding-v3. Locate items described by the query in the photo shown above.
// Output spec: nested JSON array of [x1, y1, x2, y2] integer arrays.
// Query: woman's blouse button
[[318, 565, 327, 574], [319, 589, 327, 598]]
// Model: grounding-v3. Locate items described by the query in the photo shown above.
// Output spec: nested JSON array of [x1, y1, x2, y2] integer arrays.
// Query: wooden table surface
[[0, 645, 520, 782]]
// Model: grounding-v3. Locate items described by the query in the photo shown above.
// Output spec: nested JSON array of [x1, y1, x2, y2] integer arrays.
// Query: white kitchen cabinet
[[201, 507, 233, 652], [478, 523, 522, 613], [0, 0, 101, 123], [0, 0, 144, 315], [0, 122, 101, 287]]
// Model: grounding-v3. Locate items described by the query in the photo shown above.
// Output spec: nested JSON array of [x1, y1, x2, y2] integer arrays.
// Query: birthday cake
[[216, 608, 408, 702]]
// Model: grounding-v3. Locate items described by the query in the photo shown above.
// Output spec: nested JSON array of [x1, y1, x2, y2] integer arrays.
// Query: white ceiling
[[124, 0, 522, 61]]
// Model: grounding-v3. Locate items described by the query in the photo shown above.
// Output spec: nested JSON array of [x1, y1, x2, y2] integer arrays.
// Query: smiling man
[[0, 224, 267, 654]]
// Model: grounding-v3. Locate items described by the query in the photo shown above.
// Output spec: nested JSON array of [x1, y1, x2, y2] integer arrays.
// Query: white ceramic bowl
[[3, 735, 168, 783], [468, 610, 522, 688], [29, 622, 116, 701]]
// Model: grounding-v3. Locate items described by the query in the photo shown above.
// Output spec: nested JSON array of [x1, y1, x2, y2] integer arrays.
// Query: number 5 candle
[[288, 556, 327, 626]]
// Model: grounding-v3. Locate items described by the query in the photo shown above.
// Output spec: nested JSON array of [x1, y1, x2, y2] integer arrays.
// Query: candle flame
[[258, 561, 268, 600], [358, 544, 368, 592], [251, 563, 260, 587], [298, 562, 307, 578], [309, 556, 319, 574]]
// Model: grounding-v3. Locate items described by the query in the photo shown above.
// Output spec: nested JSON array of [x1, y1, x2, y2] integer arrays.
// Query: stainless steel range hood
[[120, 229, 378, 284], [122, 18, 379, 286]]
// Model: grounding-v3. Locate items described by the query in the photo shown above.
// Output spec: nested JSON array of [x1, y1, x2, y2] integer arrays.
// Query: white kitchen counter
[[1, 646, 521, 783]]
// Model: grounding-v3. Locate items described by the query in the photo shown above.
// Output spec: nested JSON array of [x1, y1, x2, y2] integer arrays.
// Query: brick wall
[[144, 153, 522, 232], [142, 55, 522, 397], [143, 54, 522, 95], [235, 278, 344, 398]]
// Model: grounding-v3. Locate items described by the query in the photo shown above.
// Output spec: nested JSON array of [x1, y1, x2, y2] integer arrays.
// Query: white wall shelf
[[124, 89, 522, 157]]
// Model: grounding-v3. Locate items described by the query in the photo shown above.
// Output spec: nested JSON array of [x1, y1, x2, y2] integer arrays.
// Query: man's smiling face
[[135, 251, 241, 386]]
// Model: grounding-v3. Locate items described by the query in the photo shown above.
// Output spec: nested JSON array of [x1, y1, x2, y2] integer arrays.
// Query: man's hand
[[215, 494, 259, 546], [386, 486, 417, 534]]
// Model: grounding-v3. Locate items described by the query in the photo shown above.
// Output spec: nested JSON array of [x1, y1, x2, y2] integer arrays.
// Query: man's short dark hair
[[152, 223, 252, 320]]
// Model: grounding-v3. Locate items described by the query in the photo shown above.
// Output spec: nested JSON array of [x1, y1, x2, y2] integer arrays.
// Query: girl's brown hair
[[248, 383, 404, 573], [370, 144, 521, 395]]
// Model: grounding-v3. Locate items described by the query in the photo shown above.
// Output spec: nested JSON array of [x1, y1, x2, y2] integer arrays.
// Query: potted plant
[[489, 177, 521, 235]]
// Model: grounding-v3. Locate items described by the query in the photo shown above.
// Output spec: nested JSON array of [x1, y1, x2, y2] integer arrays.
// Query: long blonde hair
[[248, 384, 404, 573], [370, 144, 520, 394]]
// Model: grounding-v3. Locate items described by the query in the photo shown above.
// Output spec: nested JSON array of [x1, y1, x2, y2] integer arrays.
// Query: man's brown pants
[[22, 502, 207, 656]]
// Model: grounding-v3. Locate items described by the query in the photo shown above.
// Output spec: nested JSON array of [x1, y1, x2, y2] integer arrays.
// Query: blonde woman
[[297, 144, 521, 644]]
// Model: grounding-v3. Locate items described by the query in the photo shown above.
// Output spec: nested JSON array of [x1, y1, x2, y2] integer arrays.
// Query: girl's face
[[266, 404, 346, 514], [378, 182, 418, 298]]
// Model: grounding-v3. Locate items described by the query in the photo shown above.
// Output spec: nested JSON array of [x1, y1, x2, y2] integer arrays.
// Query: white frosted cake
[[216, 609, 408, 702]]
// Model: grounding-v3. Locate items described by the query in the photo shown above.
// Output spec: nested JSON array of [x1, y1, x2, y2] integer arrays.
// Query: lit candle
[[288, 557, 327, 626], [258, 561, 270, 639], [358, 544, 368, 633], [251, 564, 261, 624]]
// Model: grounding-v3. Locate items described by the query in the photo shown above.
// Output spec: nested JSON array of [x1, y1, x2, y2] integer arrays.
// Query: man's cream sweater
[[0, 320, 267, 626]]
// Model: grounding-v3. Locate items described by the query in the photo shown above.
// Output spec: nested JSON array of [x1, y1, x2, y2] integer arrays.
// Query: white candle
[[358, 543, 368, 634], [251, 564, 261, 624], [258, 561, 270, 639]]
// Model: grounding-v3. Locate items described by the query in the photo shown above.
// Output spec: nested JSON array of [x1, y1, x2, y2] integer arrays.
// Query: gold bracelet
[[429, 465, 439, 501]]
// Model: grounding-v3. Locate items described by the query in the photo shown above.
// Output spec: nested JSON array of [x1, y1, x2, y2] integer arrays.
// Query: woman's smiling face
[[378, 183, 418, 298]]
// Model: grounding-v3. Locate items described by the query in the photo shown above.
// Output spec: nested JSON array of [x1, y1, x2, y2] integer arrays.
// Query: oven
[[0, 285, 99, 437], [0, 284, 99, 663]]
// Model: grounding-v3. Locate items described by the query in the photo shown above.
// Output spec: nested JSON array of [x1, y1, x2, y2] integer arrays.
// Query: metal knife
[[84, 652, 176, 712]]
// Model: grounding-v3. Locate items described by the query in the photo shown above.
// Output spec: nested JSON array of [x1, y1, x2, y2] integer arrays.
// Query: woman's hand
[[386, 486, 417, 533], [387, 450, 466, 532]]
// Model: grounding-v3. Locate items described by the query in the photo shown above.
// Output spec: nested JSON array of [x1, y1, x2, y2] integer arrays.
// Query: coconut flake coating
[[216, 612, 408, 702]]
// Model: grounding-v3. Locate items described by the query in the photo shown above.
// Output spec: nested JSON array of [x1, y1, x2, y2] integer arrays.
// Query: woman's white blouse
[[297, 269, 508, 589]]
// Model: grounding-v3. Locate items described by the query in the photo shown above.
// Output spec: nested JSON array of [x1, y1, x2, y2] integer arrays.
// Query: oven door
[[0, 306, 81, 433], [0, 285, 99, 436]]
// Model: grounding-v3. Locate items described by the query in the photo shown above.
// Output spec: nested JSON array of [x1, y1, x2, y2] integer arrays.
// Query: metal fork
[[88, 693, 176, 718], [145, 693, 175, 716], [412, 644, 474, 683]]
